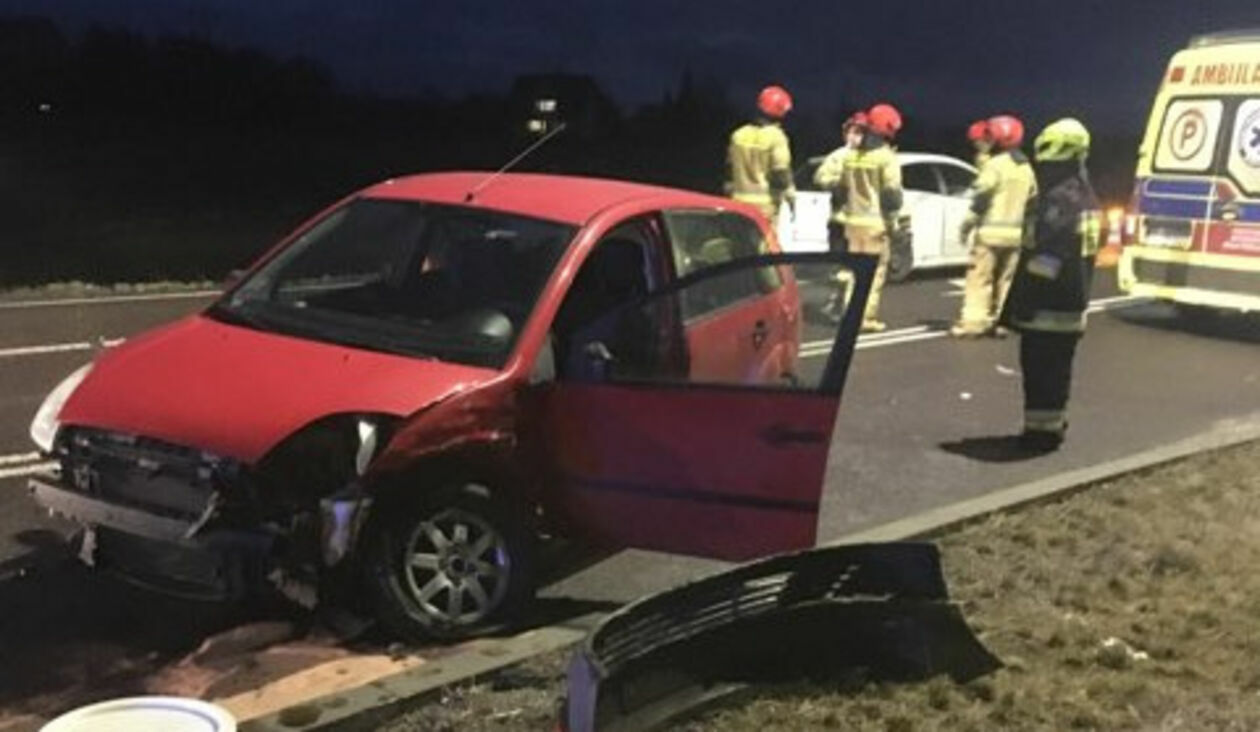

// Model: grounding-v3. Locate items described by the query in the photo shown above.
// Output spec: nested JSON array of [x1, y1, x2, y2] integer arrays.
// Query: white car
[[777, 152, 978, 281]]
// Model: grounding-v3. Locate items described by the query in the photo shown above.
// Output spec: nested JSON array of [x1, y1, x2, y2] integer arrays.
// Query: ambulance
[[1120, 29, 1260, 311]]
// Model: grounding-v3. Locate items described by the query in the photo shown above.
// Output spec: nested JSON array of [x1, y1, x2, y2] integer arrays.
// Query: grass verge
[[0, 281, 219, 303]]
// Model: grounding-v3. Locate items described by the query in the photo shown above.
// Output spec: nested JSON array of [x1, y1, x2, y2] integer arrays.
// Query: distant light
[[38, 102, 52, 114], [526, 119, 546, 133], [1106, 207, 1125, 245], [535, 98, 557, 113]]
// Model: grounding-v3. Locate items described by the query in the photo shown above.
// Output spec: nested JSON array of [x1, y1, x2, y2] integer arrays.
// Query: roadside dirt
[[378, 440, 1260, 731]]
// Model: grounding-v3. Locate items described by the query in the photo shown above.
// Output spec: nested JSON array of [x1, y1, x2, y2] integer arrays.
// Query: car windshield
[[209, 198, 574, 368]]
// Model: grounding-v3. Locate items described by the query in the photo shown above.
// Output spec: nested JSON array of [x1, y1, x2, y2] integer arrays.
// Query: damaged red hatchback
[[28, 173, 873, 640]]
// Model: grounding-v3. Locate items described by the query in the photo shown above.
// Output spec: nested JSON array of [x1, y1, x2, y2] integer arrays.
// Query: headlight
[[30, 363, 93, 453]]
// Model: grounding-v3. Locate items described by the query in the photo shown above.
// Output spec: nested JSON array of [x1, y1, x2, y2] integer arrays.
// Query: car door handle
[[751, 320, 769, 350], [760, 424, 827, 447]]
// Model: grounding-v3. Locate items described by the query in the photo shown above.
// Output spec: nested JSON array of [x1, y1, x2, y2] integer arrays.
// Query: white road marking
[[801, 295, 1151, 358], [0, 461, 56, 480], [0, 338, 124, 359], [0, 452, 39, 466], [0, 290, 220, 310], [943, 278, 967, 298]]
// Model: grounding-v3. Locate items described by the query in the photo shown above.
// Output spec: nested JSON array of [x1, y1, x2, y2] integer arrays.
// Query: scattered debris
[[959, 392, 973, 401], [1097, 636, 1149, 670], [995, 364, 1017, 376]]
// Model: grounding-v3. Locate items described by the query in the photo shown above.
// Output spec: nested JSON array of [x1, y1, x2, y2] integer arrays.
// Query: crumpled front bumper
[[29, 475, 272, 601]]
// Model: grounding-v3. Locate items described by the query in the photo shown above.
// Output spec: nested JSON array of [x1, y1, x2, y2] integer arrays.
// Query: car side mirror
[[584, 341, 616, 382]]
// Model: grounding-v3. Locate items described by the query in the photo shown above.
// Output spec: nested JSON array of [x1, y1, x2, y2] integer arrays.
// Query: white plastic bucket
[[41, 696, 236, 732]]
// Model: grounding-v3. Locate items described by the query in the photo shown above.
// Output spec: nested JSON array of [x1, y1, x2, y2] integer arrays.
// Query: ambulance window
[[901, 163, 942, 194], [1154, 98, 1224, 173], [1226, 98, 1260, 195]]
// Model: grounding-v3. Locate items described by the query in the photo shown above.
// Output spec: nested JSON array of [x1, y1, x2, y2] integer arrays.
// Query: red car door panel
[[535, 253, 875, 561]]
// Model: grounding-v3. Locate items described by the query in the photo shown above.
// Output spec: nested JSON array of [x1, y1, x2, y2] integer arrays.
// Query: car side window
[[938, 164, 976, 196], [550, 217, 662, 381], [901, 163, 943, 194], [663, 210, 781, 320], [561, 257, 863, 392]]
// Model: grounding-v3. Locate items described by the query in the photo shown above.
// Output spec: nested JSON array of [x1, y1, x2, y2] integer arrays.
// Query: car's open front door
[[533, 252, 875, 561]]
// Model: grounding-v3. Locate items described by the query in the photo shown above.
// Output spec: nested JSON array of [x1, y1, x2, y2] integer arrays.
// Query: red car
[[28, 173, 874, 640]]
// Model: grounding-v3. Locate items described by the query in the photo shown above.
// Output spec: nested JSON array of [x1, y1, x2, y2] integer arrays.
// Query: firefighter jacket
[[1000, 161, 1102, 334], [964, 150, 1037, 247], [834, 135, 902, 235], [726, 121, 795, 217], [813, 146, 852, 226]]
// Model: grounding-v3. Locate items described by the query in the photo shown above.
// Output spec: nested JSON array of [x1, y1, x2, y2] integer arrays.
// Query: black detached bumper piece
[[560, 542, 1001, 732], [29, 477, 272, 601]]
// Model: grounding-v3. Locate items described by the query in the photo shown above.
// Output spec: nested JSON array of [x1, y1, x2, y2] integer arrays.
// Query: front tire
[[365, 483, 536, 642]]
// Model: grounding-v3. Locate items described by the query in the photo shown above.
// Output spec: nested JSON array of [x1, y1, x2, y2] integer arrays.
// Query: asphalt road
[[1, 269, 1258, 714]]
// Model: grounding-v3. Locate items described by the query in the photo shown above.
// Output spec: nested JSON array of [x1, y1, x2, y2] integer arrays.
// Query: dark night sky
[[7, 0, 1260, 134]]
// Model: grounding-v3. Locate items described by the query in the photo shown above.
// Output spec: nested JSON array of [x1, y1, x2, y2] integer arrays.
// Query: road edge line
[[235, 415, 1260, 730]]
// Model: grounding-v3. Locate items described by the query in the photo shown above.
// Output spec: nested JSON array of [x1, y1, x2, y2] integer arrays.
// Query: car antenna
[[464, 122, 567, 203]]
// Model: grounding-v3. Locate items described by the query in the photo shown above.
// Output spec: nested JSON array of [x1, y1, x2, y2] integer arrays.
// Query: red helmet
[[844, 111, 868, 131], [757, 85, 793, 119], [987, 115, 1025, 149], [967, 119, 990, 142], [866, 103, 902, 139]]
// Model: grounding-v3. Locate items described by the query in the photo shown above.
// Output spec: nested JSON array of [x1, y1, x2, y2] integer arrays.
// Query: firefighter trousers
[[844, 226, 889, 325], [957, 242, 1020, 333], [1019, 331, 1080, 435]]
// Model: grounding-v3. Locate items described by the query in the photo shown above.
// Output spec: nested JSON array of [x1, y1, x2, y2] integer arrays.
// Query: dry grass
[[382, 441, 1260, 731], [0, 280, 219, 302]]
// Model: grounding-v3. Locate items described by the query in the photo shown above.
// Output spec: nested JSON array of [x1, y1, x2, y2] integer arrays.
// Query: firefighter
[[1000, 118, 1101, 452], [968, 119, 993, 168], [726, 85, 795, 226], [816, 112, 868, 321], [950, 115, 1037, 338], [833, 103, 904, 333]]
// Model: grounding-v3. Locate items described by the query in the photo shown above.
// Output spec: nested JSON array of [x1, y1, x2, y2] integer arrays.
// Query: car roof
[[897, 152, 976, 170], [361, 172, 729, 225], [806, 151, 976, 172]]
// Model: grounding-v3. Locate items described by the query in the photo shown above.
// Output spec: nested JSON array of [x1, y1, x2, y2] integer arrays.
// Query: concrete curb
[[233, 414, 1260, 730], [236, 613, 602, 731]]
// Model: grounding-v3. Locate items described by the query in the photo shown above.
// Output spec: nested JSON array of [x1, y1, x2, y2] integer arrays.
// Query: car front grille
[[57, 427, 237, 521]]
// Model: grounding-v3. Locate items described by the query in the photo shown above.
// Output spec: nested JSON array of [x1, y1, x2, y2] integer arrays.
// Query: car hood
[[58, 315, 499, 463]]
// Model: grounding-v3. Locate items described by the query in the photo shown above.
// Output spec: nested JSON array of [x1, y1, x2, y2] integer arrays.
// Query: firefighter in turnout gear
[[832, 103, 904, 332], [816, 112, 869, 321], [951, 115, 1037, 338], [726, 85, 795, 226], [1000, 118, 1101, 452], [968, 119, 993, 168]]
